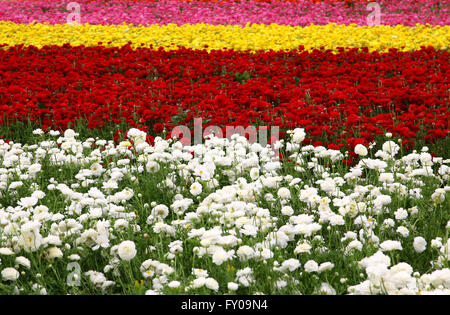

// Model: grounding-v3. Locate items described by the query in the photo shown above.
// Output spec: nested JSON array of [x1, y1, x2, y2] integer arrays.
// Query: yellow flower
[[0, 22, 448, 53], [134, 279, 144, 289], [120, 141, 132, 147], [226, 265, 235, 273]]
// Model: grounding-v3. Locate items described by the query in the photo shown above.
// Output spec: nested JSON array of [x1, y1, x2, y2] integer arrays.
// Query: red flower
[[0, 45, 446, 157], [153, 122, 164, 134]]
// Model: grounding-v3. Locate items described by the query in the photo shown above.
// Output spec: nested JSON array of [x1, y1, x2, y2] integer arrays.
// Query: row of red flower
[[0, 44, 448, 151]]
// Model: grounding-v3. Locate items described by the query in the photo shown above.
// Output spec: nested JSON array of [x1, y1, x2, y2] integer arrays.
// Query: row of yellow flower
[[1, 22, 448, 52]]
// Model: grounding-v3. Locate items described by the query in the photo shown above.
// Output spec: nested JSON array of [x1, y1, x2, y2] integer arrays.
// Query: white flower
[[191, 277, 206, 289], [396, 226, 410, 238], [190, 182, 202, 196], [194, 164, 214, 180], [28, 163, 42, 175], [281, 206, 294, 216], [346, 240, 363, 252], [354, 144, 368, 157], [169, 240, 183, 254], [382, 218, 395, 229], [15, 256, 31, 269], [380, 240, 403, 251], [33, 128, 44, 136], [2, 267, 19, 281], [90, 163, 104, 176], [318, 282, 336, 295], [32, 190, 45, 199], [292, 128, 306, 143], [18, 196, 38, 209], [394, 208, 408, 220], [85, 270, 107, 287], [64, 129, 76, 139], [19, 224, 42, 252], [0, 247, 14, 256], [382, 141, 400, 156], [228, 282, 239, 291], [192, 268, 209, 278], [32, 283, 47, 295], [113, 219, 129, 230], [304, 260, 319, 273], [277, 187, 291, 199], [420, 152, 432, 164], [127, 128, 147, 144], [379, 173, 394, 183], [318, 262, 334, 273], [212, 248, 232, 265], [413, 237, 427, 253], [330, 214, 345, 226], [320, 178, 336, 193], [9, 181, 23, 190], [69, 254, 81, 261], [117, 240, 137, 261], [294, 242, 312, 254], [276, 279, 287, 289], [168, 281, 180, 288], [236, 246, 255, 261], [151, 205, 169, 218], [146, 161, 160, 173], [46, 247, 63, 259], [431, 238, 442, 249], [359, 251, 391, 269], [431, 189, 445, 204], [249, 168, 260, 181], [279, 258, 301, 273], [205, 278, 219, 291]]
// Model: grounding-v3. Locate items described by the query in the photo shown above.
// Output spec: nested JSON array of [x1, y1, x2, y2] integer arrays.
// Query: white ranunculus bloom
[[146, 161, 160, 173], [413, 237, 427, 253], [318, 283, 336, 295], [2, 267, 19, 281], [379, 172, 394, 183], [46, 247, 63, 260], [249, 167, 260, 181], [227, 282, 239, 291], [33, 128, 44, 136], [18, 196, 38, 209], [1, 126, 449, 295], [0, 247, 14, 256], [64, 129, 76, 139], [168, 281, 180, 288], [281, 206, 294, 216], [396, 226, 410, 238], [380, 240, 403, 251], [292, 128, 306, 143], [394, 208, 408, 220], [190, 182, 202, 196], [304, 260, 319, 273], [152, 205, 169, 218], [277, 187, 291, 199], [28, 163, 42, 175], [382, 141, 400, 156], [205, 278, 219, 291], [118, 240, 137, 261], [318, 262, 334, 273], [279, 258, 301, 273], [354, 144, 368, 156], [15, 256, 31, 269]]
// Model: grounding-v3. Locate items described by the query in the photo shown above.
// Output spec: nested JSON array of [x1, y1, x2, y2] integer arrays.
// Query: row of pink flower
[[0, 0, 448, 26]]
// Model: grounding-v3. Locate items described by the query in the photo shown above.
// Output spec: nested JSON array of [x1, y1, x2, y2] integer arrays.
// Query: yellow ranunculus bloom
[[0, 21, 448, 53]]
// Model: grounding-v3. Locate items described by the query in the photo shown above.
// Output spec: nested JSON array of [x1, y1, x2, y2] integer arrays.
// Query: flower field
[[0, 0, 449, 295]]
